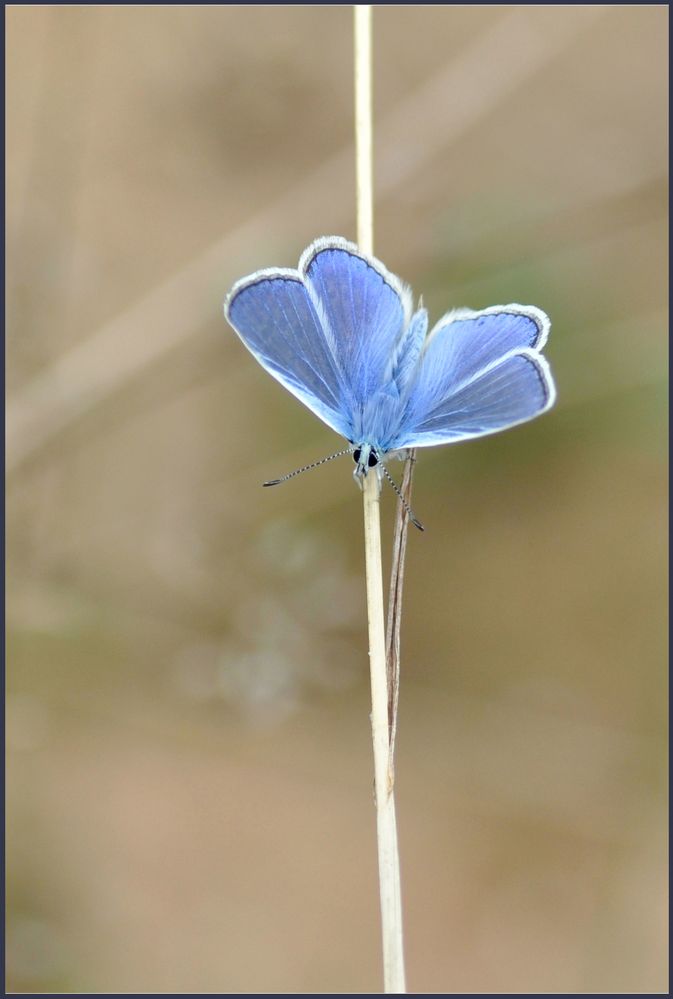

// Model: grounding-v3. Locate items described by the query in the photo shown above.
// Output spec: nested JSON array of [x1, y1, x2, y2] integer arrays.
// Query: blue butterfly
[[224, 236, 555, 512]]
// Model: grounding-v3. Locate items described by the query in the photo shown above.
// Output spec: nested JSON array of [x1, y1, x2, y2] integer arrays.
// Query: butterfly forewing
[[395, 348, 555, 448], [226, 270, 353, 440]]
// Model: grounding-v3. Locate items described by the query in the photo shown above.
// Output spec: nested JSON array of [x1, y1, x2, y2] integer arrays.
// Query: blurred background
[[5, 5, 667, 993]]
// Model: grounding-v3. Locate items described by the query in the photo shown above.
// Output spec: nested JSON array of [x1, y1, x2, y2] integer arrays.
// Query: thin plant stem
[[362, 471, 406, 993], [354, 5, 373, 256], [385, 448, 417, 771], [355, 5, 406, 992]]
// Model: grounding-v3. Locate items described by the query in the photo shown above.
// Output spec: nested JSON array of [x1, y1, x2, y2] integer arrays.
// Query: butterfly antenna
[[263, 446, 355, 486], [381, 464, 425, 531]]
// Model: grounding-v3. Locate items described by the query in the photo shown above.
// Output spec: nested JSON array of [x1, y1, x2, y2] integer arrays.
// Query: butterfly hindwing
[[301, 237, 412, 406], [410, 304, 547, 403]]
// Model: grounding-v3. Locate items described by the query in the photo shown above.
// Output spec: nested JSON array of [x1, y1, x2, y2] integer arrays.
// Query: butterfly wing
[[225, 237, 413, 444], [392, 305, 555, 448], [225, 266, 353, 440], [300, 237, 413, 408]]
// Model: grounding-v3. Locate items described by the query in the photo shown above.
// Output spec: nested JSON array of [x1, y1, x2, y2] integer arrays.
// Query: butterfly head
[[352, 443, 380, 487]]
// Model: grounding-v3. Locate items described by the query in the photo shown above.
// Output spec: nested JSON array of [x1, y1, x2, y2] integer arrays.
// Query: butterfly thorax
[[350, 385, 408, 455]]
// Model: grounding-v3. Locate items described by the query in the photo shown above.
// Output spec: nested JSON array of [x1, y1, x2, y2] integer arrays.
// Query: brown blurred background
[[5, 6, 667, 994]]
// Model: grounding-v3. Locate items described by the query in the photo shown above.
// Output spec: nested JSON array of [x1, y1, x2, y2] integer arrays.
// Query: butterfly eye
[[368, 451, 378, 468], [353, 448, 362, 463]]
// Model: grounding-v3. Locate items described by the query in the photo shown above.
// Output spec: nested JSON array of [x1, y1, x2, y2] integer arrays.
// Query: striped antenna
[[263, 446, 355, 486], [381, 464, 424, 531]]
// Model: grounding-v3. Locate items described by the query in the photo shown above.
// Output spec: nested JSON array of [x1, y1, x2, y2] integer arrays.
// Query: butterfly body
[[351, 442, 382, 485], [224, 236, 555, 482]]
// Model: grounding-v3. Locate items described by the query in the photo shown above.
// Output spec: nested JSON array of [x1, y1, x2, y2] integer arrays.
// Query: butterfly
[[224, 236, 555, 518]]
